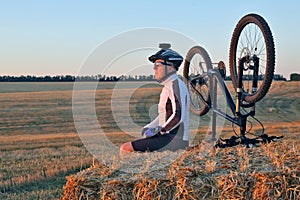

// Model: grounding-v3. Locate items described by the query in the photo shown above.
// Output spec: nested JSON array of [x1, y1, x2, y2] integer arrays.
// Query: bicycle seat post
[[210, 71, 218, 141]]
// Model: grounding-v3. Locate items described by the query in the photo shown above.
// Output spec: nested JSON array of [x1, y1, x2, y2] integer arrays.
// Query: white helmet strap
[[157, 64, 176, 83]]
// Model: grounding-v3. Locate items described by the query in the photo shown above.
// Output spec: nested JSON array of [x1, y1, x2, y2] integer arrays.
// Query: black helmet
[[148, 49, 183, 70]]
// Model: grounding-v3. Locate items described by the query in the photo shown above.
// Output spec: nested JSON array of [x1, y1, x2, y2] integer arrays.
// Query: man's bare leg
[[119, 142, 134, 156]]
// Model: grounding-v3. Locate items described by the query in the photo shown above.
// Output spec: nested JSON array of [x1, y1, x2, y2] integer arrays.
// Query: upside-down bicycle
[[183, 13, 283, 148]]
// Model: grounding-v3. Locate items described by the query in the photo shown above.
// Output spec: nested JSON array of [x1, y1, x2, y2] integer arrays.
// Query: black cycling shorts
[[131, 133, 189, 152]]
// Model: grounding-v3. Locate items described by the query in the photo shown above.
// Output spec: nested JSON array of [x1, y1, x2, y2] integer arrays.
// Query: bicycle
[[183, 13, 283, 148]]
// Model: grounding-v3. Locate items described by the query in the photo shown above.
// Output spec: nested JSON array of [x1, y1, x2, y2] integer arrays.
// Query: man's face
[[153, 59, 166, 81]]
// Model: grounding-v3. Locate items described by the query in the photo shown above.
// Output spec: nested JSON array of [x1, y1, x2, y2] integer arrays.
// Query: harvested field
[[0, 81, 299, 199], [62, 81, 300, 200]]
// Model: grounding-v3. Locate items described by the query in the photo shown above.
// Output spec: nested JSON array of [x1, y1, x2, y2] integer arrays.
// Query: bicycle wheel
[[183, 46, 212, 116], [229, 13, 275, 103]]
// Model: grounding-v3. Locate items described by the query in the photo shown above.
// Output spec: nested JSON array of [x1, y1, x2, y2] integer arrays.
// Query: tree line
[[0, 74, 156, 82], [0, 73, 290, 82]]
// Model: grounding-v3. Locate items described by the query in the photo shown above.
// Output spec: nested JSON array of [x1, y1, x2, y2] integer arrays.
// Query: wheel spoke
[[183, 46, 212, 115], [230, 14, 275, 103]]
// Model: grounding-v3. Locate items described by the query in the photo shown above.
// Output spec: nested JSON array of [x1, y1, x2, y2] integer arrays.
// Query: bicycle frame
[[184, 13, 279, 147], [206, 55, 259, 140]]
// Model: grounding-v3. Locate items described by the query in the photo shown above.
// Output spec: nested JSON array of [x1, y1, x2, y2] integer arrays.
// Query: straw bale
[[62, 141, 300, 199]]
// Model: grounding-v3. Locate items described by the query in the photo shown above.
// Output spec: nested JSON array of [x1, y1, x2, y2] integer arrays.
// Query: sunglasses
[[154, 62, 172, 67]]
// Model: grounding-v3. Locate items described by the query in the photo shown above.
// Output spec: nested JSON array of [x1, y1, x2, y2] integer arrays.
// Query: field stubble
[[0, 81, 299, 199]]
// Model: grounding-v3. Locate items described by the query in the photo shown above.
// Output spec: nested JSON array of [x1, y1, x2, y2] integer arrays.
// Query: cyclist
[[120, 47, 190, 155]]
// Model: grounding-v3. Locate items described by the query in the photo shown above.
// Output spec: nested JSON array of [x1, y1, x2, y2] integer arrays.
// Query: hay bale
[[62, 141, 300, 199]]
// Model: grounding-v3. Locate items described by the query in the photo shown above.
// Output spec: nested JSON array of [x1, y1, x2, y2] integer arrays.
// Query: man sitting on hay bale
[[120, 46, 190, 155]]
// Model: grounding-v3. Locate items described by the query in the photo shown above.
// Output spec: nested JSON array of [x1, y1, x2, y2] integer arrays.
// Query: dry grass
[[0, 82, 161, 199], [61, 81, 300, 200], [0, 132, 93, 199], [0, 81, 299, 199], [62, 133, 300, 199]]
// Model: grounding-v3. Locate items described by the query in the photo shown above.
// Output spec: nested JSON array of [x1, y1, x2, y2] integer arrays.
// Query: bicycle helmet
[[148, 49, 183, 70]]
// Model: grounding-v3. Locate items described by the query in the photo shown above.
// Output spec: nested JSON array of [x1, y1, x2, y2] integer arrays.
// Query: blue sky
[[0, 0, 299, 79]]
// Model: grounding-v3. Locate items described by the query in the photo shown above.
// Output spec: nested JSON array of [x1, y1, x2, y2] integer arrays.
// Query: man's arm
[[161, 81, 182, 133], [144, 115, 159, 129]]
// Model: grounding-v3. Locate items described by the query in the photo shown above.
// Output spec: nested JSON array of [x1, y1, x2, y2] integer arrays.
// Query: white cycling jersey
[[145, 73, 190, 141]]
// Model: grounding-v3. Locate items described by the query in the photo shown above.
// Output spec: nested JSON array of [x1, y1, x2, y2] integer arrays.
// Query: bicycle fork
[[235, 55, 259, 135]]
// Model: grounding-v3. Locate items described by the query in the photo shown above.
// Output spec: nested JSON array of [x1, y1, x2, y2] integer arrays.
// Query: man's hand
[[141, 127, 149, 137], [141, 127, 161, 138]]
